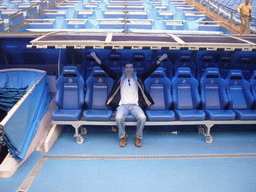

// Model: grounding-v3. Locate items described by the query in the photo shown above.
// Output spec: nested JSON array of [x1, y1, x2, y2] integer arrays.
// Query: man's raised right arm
[[90, 52, 118, 80]]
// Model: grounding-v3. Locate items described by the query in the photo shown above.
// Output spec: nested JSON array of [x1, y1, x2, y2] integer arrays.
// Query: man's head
[[124, 62, 135, 77], [245, 0, 250, 5]]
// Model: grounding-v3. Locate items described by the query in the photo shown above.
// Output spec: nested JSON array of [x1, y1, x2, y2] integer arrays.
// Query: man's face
[[124, 63, 134, 77], [245, 0, 250, 5]]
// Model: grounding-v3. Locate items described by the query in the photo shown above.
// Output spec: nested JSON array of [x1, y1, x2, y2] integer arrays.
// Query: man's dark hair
[[124, 61, 135, 68]]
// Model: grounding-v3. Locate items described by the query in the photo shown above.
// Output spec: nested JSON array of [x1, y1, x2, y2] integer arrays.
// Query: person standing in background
[[237, 0, 252, 34]]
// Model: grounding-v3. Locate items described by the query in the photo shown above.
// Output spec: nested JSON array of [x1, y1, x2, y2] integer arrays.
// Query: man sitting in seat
[[90, 52, 167, 147]]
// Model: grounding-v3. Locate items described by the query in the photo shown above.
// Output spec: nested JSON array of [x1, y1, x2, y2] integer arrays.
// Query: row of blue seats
[[52, 65, 256, 122], [81, 52, 256, 80]]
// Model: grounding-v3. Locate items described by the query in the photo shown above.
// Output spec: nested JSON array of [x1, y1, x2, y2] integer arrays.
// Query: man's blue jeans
[[115, 104, 146, 140]]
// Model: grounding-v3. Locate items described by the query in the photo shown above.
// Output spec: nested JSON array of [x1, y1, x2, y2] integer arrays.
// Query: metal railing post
[[230, 10, 233, 28]]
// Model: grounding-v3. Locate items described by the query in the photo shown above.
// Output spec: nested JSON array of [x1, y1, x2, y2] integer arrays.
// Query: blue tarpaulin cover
[[1, 69, 50, 161]]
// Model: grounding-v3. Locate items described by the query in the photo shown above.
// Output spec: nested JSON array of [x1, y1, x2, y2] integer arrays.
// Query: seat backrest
[[250, 70, 256, 101], [85, 66, 113, 110], [131, 52, 148, 73], [151, 53, 173, 79], [172, 67, 200, 110], [103, 52, 125, 72], [197, 54, 216, 80], [80, 53, 100, 79], [144, 67, 172, 110], [225, 69, 254, 109], [217, 55, 234, 79], [200, 68, 228, 110], [235, 56, 254, 80], [174, 55, 196, 78], [52, 17, 68, 29], [55, 66, 84, 109], [66, 8, 78, 19]]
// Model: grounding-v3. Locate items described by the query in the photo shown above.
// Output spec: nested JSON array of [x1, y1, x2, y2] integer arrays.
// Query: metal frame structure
[[52, 118, 256, 144], [28, 32, 256, 51]]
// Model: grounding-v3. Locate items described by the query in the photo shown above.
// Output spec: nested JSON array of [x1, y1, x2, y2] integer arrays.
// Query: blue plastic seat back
[[55, 66, 84, 110], [151, 53, 173, 79], [235, 56, 254, 80], [197, 54, 216, 80], [74, 2, 85, 10], [98, 2, 108, 11], [200, 68, 229, 110], [148, 9, 160, 20], [173, 9, 185, 20], [172, 67, 200, 110], [80, 53, 100, 79], [103, 52, 125, 72], [131, 53, 149, 73], [174, 55, 196, 78], [93, 8, 104, 19], [66, 8, 78, 19], [226, 70, 253, 110], [183, 18, 199, 31], [53, 17, 68, 29], [250, 70, 256, 101], [85, 66, 113, 110], [144, 67, 172, 110], [7, 3, 18, 9], [217, 55, 234, 79], [84, 16, 100, 29], [63, 83, 79, 109]]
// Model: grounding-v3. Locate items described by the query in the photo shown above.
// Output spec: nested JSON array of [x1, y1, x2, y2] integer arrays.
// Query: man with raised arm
[[90, 52, 168, 147]]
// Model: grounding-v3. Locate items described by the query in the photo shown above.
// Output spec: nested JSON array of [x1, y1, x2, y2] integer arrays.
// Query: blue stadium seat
[[174, 55, 196, 78], [172, 67, 205, 121], [83, 66, 113, 121], [216, 54, 234, 79], [151, 53, 173, 79], [52, 66, 85, 121], [250, 70, 256, 108], [80, 53, 100, 79], [225, 70, 256, 120], [66, 8, 78, 19], [131, 52, 149, 73], [53, 17, 68, 29], [235, 56, 255, 81], [103, 52, 125, 72], [200, 68, 235, 120], [197, 54, 216, 80], [144, 67, 175, 121]]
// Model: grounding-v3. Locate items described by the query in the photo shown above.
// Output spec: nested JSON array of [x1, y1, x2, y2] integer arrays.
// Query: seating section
[[53, 64, 256, 122], [144, 67, 175, 121], [83, 66, 113, 121], [172, 67, 205, 121], [52, 66, 85, 121], [200, 68, 236, 120], [51, 63, 256, 144], [0, 0, 237, 33], [225, 70, 256, 120]]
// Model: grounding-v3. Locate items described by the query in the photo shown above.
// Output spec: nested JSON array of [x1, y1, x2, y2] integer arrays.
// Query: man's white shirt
[[119, 77, 139, 105]]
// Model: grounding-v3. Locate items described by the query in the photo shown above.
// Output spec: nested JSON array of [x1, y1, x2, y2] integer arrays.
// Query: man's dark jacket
[[98, 61, 161, 109]]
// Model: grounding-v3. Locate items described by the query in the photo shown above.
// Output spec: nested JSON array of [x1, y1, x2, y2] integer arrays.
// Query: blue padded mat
[[28, 157, 256, 192]]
